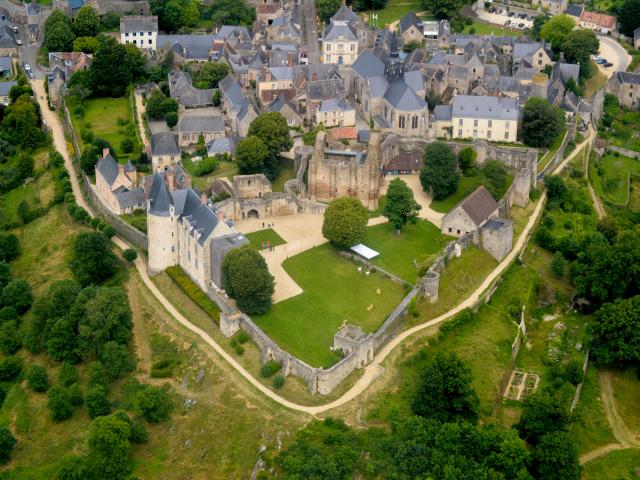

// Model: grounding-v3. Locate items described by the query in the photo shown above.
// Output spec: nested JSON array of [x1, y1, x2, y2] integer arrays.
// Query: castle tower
[[147, 174, 179, 273]]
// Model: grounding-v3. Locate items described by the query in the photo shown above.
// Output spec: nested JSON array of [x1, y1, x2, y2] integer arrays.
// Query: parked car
[[596, 58, 607, 65], [12, 26, 18, 33], [518, 22, 525, 28], [504, 20, 511, 26], [23, 63, 30, 72], [507, 11, 515, 17], [604, 62, 613, 67]]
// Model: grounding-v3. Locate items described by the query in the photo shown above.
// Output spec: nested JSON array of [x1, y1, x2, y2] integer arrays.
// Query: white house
[[120, 16, 158, 51]]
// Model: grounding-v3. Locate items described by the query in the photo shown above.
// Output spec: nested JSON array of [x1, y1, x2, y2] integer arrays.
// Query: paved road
[[301, 0, 320, 64], [43, 75, 595, 415], [597, 35, 631, 78]]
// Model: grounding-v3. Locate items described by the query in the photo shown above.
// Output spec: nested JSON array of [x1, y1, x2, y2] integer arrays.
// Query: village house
[[47, 52, 92, 105], [512, 41, 553, 71], [267, 95, 302, 127], [531, 0, 567, 16], [441, 185, 499, 238], [168, 70, 215, 109], [0, 22, 16, 57], [608, 71, 640, 110], [120, 15, 158, 50], [257, 66, 295, 105], [178, 114, 226, 147], [267, 4, 301, 43], [95, 149, 145, 215], [151, 132, 181, 172], [219, 74, 259, 136], [0, 80, 15, 106], [0, 55, 10, 78], [316, 97, 355, 127], [579, 10, 617, 33], [398, 12, 424, 45], [322, 5, 369, 65], [157, 34, 217, 63]]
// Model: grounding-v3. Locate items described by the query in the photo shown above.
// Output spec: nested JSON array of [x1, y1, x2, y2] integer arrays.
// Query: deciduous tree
[[563, 29, 599, 80], [540, 14, 575, 50], [73, 6, 99, 37], [322, 197, 368, 248], [0, 428, 16, 464], [69, 232, 119, 286], [532, 432, 580, 480], [420, 141, 458, 200], [236, 136, 269, 175], [515, 390, 570, 443], [522, 98, 565, 148], [383, 178, 421, 232], [87, 414, 133, 480], [222, 246, 275, 315], [316, 0, 341, 22], [248, 112, 293, 179], [618, 0, 640, 35], [137, 386, 173, 423]]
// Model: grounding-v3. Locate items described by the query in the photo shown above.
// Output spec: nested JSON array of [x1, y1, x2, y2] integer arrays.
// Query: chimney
[[118, 164, 125, 176], [200, 192, 208, 205], [166, 171, 175, 192], [287, 53, 293, 67], [312, 72, 318, 81], [103, 148, 110, 158], [216, 211, 225, 222]]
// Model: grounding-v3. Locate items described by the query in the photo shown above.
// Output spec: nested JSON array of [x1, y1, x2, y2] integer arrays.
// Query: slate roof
[[451, 95, 518, 121], [566, 3, 584, 17], [352, 49, 387, 78], [318, 97, 352, 112], [171, 188, 220, 245], [367, 76, 388, 98], [403, 70, 424, 92], [116, 188, 145, 209], [95, 153, 120, 186], [268, 66, 294, 81], [207, 138, 236, 155], [399, 12, 423, 34], [121, 15, 158, 33], [513, 42, 548, 61], [433, 104, 452, 121], [324, 22, 357, 41], [383, 78, 426, 111], [147, 174, 174, 216], [151, 132, 180, 157], [219, 74, 245, 110], [0, 55, 10, 73], [330, 4, 358, 23], [554, 62, 580, 86], [215, 26, 252, 43], [0, 80, 16, 96], [483, 218, 507, 231], [615, 71, 640, 85], [267, 94, 299, 115], [0, 26, 15, 49], [157, 35, 216, 60], [168, 70, 215, 108], [179, 114, 225, 133], [25, 2, 40, 15], [384, 152, 422, 172], [455, 186, 498, 225]]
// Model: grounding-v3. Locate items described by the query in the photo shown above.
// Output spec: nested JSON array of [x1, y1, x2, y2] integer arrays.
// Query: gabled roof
[[120, 15, 158, 33], [566, 3, 584, 17], [580, 11, 616, 29], [513, 42, 548, 61], [116, 188, 145, 209], [215, 25, 252, 43], [151, 132, 180, 157], [330, 4, 358, 24], [454, 186, 499, 225], [168, 70, 215, 108], [0, 80, 16, 96], [267, 94, 299, 115], [207, 137, 236, 155], [219, 73, 245, 110], [178, 114, 225, 133], [95, 153, 120, 186], [433, 104, 452, 121], [399, 12, 423, 34], [383, 78, 426, 111], [324, 22, 357, 41], [352, 49, 387, 78], [157, 35, 216, 60], [0, 55, 11, 72], [615, 71, 640, 85], [319, 97, 352, 112]]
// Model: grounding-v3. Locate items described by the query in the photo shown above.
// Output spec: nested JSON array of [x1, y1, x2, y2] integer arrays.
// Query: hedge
[[166, 266, 220, 324]]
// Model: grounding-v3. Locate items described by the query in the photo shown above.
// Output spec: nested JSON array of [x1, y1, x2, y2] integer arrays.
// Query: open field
[[70, 96, 134, 159], [610, 367, 640, 435], [581, 448, 640, 479], [590, 153, 640, 205], [246, 228, 286, 249], [360, 219, 450, 283], [361, 0, 427, 28], [601, 110, 640, 153], [255, 244, 407, 367]]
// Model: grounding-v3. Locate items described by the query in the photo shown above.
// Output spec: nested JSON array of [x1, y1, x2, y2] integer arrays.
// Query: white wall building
[[120, 15, 158, 51]]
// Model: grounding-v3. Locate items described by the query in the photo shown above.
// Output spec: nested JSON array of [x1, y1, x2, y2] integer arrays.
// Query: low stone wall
[[606, 145, 640, 159], [81, 172, 149, 250], [373, 286, 420, 350]]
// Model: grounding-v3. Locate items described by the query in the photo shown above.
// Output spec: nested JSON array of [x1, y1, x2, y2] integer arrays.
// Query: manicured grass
[[361, 0, 427, 28], [272, 158, 295, 192], [463, 20, 523, 37], [254, 244, 407, 367], [360, 220, 450, 283], [245, 228, 286, 250], [70, 96, 133, 158], [121, 210, 147, 233], [430, 175, 482, 213], [181, 158, 238, 190], [568, 367, 616, 454], [601, 110, 640, 153], [590, 153, 640, 205], [536, 126, 567, 174], [581, 448, 640, 480], [368, 195, 387, 218]]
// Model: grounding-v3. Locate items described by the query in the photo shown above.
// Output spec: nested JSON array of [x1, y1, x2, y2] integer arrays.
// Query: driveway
[[597, 35, 631, 78], [301, 0, 321, 64]]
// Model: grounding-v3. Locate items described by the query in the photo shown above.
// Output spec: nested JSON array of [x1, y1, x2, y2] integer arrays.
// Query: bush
[[0, 320, 21, 355], [272, 374, 285, 389], [260, 360, 282, 378], [58, 362, 77, 387], [27, 364, 49, 392], [137, 386, 173, 423], [123, 249, 137, 262], [0, 428, 16, 464], [130, 419, 149, 444], [1, 279, 33, 314], [120, 137, 134, 154], [564, 360, 584, 386], [87, 383, 111, 419], [0, 356, 22, 381], [166, 266, 220, 322], [48, 385, 73, 421], [68, 383, 84, 406], [237, 331, 249, 344], [234, 344, 244, 355], [192, 156, 219, 176], [102, 225, 117, 239]]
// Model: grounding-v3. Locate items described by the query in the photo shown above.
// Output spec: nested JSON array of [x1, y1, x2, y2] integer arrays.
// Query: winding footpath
[[33, 79, 596, 416]]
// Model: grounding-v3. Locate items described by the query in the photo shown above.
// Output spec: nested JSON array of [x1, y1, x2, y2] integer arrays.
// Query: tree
[[48, 385, 74, 421], [563, 29, 599, 80], [69, 232, 119, 286], [384, 178, 421, 232], [0, 233, 19, 262], [87, 384, 111, 419], [222, 246, 275, 315], [59, 362, 78, 387], [192, 62, 230, 89], [550, 252, 566, 279], [122, 249, 137, 263], [90, 37, 132, 97], [316, 0, 341, 22], [481, 160, 509, 199], [0, 320, 20, 355], [73, 6, 99, 37], [87, 414, 133, 480], [532, 432, 580, 480], [420, 141, 458, 200], [45, 16, 75, 52], [591, 296, 640, 366], [1, 95, 47, 150], [531, 14, 550, 40], [137, 386, 173, 423], [0, 428, 16, 464], [73, 36, 100, 53], [2, 279, 33, 313], [0, 262, 10, 291], [100, 341, 134, 380], [236, 136, 269, 175], [458, 147, 476, 173], [248, 113, 293, 179], [412, 352, 479, 423], [165, 111, 178, 129], [212, 90, 221, 106], [27, 364, 49, 392], [55, 455, 88, 480], [516, 390, 570, 443], [522, 98, 565, 148], [618, 0, 640, 35], [423, 0, 466, 18], [80, 146, 99, 173], [322, 197, 368, 248], [540, 15, 575, 50]]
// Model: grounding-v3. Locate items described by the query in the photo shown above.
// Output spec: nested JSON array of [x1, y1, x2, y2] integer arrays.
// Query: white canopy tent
[[350, 244, 379, 260]]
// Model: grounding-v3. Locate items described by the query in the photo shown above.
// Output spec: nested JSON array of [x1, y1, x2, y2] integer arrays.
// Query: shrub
[[272, 374, 285, 389], [48, 385, 73, 421], [1, 279, 33, 314], [237, 331, 249, 344], [137, 386, 173, 423], [123, 249, 137, 262], [166, 266, 220, 322], [87, 383, 111, 419], [102, 225, 117, 239], [564, 360, 584, 386], [0, 356, 22, 381], [234, 344, 244, 355], [68, 383, 84, 406], [90, 218, 101, 228], [0, 428, 16, 464], [260, 360, 282, 378], [27, 364, 49, 392], [58, 362, 77, 387], [130, 419, 149, 444]]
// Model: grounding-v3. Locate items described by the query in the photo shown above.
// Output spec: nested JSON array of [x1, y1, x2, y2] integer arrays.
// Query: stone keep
[[480, 218, 513, 262]]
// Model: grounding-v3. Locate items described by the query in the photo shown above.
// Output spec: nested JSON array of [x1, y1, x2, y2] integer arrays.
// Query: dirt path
[[583, 142, 607, 220], [580, 371, 640, 464], [47, 84, 596, 415], [134, 90, 150, 149]]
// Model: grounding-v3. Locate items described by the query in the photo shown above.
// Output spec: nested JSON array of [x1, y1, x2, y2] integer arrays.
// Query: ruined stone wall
[[481, 219, 514, 262]]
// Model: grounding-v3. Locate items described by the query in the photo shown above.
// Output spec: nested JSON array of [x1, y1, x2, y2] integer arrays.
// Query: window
[[133, 40, 136, 44], [458, 129, 462, 137], [125, 32, 129, 37], [399, 115, 405, 129], [288, 118, 294, 126], [133, 32, 136, 36], [458, 119, 463, 126], [148, 31, 152, 35], [538, 60, 542, 65], [140, 32, 143, 36], [538, 52, 543, 57], [506, 121, 510, 129], [148, 39, 152, 44], [487, 130, 492, 139], [473, 119, 478, 127], [488, 120, 492, 127], [504, 131, 509, 140], [412, 115, 418, 129], [473, 129, 477, 137], [326, 44, 330, 51]]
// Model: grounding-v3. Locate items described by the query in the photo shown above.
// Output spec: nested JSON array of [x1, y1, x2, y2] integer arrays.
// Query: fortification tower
[[147, 174, 179, 273]]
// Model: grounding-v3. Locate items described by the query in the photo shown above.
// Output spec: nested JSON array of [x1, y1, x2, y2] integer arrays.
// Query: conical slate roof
[[148, 173, 174, 216]]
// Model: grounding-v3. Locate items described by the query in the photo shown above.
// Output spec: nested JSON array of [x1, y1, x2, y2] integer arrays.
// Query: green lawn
[[601, 110, 640, 153], [121, 210, 147, 233], [581, 448, 640, 480], [430, 175, 482, 213], [70, 96, 133, 159], [463, 20, 523, 37], [590, 153, 640, 205], [254, 244, 407, 367], [361, 0, 428, 28], [360, 220, 450, 283], [181, 158, 238, 190], [610, 367, 640, 435], [272, 159, 295, 192], [245, 228, 286, 250]]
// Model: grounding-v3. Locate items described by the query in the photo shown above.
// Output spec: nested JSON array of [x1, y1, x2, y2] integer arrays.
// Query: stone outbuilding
[[177, 114, 225, 147], [480, 218, 513, 261], [441, 186, 499, 238]]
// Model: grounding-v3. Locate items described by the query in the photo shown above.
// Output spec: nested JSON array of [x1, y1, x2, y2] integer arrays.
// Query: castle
[[146, 174, 248, 291]]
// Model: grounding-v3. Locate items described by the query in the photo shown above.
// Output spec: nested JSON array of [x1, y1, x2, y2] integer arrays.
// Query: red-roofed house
[[579, 11, 617, 33]]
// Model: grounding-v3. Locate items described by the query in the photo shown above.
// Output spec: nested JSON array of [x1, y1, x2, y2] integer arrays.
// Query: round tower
[[147, 175, 179, 273]]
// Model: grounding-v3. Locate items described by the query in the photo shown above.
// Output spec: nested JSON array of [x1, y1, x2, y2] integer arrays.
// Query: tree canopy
[[87, 414, 133, 480], [316, 0, 341, 22], [618, 0, 640, 35], [73, 6, 99, 37], [591, 296, 640, 366], [522, 98, 565, 148], [563, 29, 599, 80], [69, 232, 119, 286], [191, 62, 230, 89], [532, 432, 581, 480], [248, 113, 293, 179], [423, 0, 468, 18], [236, 136, 269, 175], [383, 178, 421, 231], [420, 141, 459, 200], [44, 11, 74, 52], [90, 38, 134, 97], [222, 246, 275, 315], [322, 197, 369, 248], [540, 15, 575, 50], [515, 390, 570, 443]]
